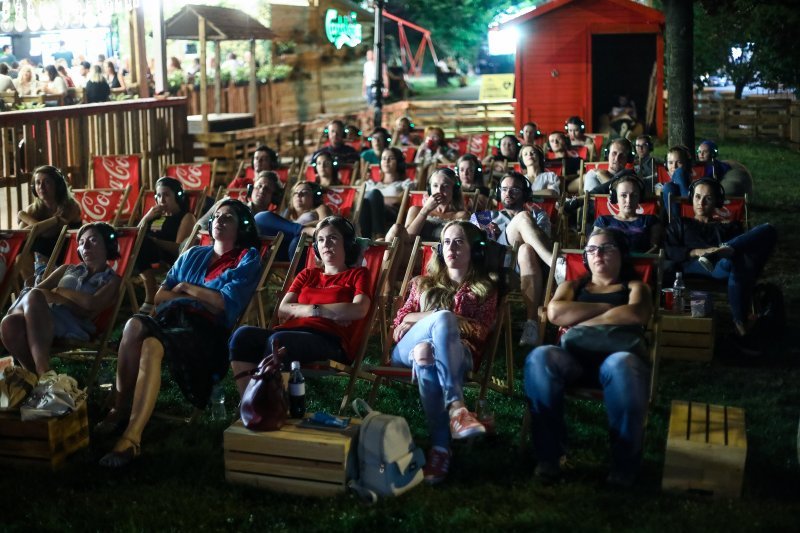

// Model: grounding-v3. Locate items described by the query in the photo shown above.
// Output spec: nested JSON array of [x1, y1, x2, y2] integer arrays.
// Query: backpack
[[348, 399, 425, 503]]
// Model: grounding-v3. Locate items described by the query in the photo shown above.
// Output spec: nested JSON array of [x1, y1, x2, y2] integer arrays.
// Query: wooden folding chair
[[164, 161, 217, 192], [128, 188, 207, 225], [268, 234, 399, 414], [366, 164, 418, 184], [90, 154, 143, 217], [72, 187, 130, 226], [395, 190, 479, 225], [656, 164, 708, 185], [45, 226, 146, 386], [671, 194, 749, 227], [539, 243, 662, 403]]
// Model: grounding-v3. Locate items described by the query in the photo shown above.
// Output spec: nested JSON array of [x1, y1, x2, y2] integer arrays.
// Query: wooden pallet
[[662, 400, 747, 498], [659, 314, 715, 361], [0, 401, 89, 470], [224, 418, 359, 497]]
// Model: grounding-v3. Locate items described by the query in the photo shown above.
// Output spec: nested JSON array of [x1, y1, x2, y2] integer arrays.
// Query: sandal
[[94, 409, 130, 436], [99, 437, 141, 468]]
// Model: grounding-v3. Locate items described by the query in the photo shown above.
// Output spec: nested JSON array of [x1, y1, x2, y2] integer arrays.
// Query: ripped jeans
[[391, 310, 472, 449]]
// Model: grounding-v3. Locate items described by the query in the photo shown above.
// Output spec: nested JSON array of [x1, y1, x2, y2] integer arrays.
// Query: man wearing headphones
[[519, 122, 544, 147], [311, 120, 359, 166], [228, 144, 278, 189], [360, 127, 391, 165], [471, 171, 553, 346], [665, 178, 776, 344], [634, 135, 660, 190], [583, 138, 634, 193]]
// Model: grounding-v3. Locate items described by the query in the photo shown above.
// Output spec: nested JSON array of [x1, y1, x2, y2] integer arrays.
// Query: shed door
[[591, 34, 656, 135]]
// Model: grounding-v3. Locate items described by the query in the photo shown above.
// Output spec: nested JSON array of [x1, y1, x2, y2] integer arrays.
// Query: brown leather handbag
[[238, 353, 287, 431]]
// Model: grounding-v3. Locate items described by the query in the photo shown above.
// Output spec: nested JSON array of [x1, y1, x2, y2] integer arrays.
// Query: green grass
[[10, 139, 800, 531]]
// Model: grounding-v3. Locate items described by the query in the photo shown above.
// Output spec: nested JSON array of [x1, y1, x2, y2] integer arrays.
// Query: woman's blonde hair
[[429, 168, 465, 211], [416, 220, 495, 311], [90, 64, 104, 83]]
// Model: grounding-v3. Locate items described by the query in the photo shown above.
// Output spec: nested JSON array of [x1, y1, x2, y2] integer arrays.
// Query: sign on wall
[[479, 74, 515, 100], [325, 9, 362, 49]]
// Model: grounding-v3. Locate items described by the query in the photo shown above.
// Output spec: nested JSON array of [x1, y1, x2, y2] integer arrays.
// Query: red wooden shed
[[502, 0, 665, 137]]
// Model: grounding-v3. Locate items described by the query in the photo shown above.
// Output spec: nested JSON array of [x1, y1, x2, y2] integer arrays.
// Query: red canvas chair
[[395, 190, 479, 225], [90, 154, 143, 216], [367, 164, 418, 184], [656, 163, 707, 185], [130, 188, 206, 224], [304, 162, 356, 186], [45, 226, 145, 386], [399, 145, 417, 164], [322, 184, 364, 222], [72, 187, 130, 226], [590, 133, 606, 159], [673, 194, 749, 227], [267, 234, 400, 413], [243, 165, 291, 185], [365, 238, 512, 401], [0, 228, 41, 312], [580, 193, 660, 246], [448, 136, 469, 157], [468, 133, 490, 159], [164, 161, 217, 191]]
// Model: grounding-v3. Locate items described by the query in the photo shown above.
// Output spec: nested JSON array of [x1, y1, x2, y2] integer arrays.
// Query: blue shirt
[[162, 245, 261, 328]]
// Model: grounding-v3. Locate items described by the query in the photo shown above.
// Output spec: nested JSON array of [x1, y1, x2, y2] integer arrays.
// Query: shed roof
[[500, 0, 664, 28], [165, 5, 276, 41]]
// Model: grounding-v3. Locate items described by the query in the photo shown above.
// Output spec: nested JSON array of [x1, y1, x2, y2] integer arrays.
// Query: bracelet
[[311, 304, 321, 318]]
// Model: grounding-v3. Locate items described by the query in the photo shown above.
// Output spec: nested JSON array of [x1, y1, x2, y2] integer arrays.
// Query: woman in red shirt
[[229, 216, 371, 396]]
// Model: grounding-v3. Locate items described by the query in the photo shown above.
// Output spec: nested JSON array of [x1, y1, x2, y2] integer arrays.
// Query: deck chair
[[398, 145, 418, 164], [366, 165, 418, 184], [579, 193, 661, 247], [467, 133, 491, 160], [589, 133, 606, 159], [672, 194, 749, 227], [267, 234, 399, 414], [395, 190, 479, 225], [240, 165, 291, 185], [90, 154, 143, 217], [539, 243, 662, 403], [448, 136, 469, 157], [129, 188, 207, 224], [164, 161, 217, 191], [72, 187, 130, 226], [303, 161, 357, 186], [0, 228, 40, 312], [45, 226, 145, 386], [656, 164, 708, 185], [323, 184, 365, 223], [364, 239, 512, 403]]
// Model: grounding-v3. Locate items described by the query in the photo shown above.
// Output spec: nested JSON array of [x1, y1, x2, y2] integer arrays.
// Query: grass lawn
[[8, 136, 800, 531]]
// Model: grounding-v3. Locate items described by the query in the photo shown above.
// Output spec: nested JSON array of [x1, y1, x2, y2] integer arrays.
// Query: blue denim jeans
[[391, 310, 472, 448], [524, 345, 650, 476], [662, 167, 691, 221], [683, 223, 777, 323], [254, 211, 304, 261]]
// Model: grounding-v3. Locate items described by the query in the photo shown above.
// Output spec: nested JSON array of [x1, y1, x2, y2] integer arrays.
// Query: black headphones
[[583, 228, 630, 270], [518, 144, 545, 174], [697, 140, 719, 159], [155, 176, 189, 213], [323, 120, 345, 137], [207, 199, 259, 249], [312, 216, 360, 266], [456, 154, 483, 185], [292, 181, 324, 207], [344, 125, 363, 137], [497, 133, 522, 152], [565, 116, 585, 133], [519, 122, 542, 138], [602, 138, 635, 164], [636, 135, 654, 151], [689, 177, 726, 208], [427, 167, 461, 196], [77, 222, 120, 261], [609, 170, 646, 204], [31, 165, 69, 200], [397, 117, 415, 130], [495, 171, 532, 203], [247, 171, 283, 205], [368, 127, 391, 145], [436, 221, 489, 267]]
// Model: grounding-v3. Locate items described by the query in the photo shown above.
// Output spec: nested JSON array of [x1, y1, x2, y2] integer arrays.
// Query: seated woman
[[229, 216, 370, 394], [546, 131, 581, 189], [634, 135, 659, 191], [697, 139, 753, 197], [42, 65, 67, 100], [593, 174, 662, 253], [519, 144, 560, 198], [665, 178, 776, 339], [0, 222, 122, 375], [360, 127, 390, 166], [457, 154, 490, 210], [105, 60, 126, 93], [524, 228, 653, 486], [135, 177, 196, 314], [14, 65, 39, 96], [17, 165, 82, 281], [311, 151, 342, 188], [659, 144, 694, 217], [98, 200, 262, 467], [360, 147, 415, 239], [392, 116, 422, 146], [414, 126, 457, 168], [482, 134, 522, 177], [254, 180, 330, 261], [84, 64, 111, 103], [565, 116, 596, 161], [391, 220, 497, 484]]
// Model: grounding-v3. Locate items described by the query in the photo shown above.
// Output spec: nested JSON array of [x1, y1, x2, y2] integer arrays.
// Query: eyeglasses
[[499, 186, 522, 195], [584, 243, 619, 255]]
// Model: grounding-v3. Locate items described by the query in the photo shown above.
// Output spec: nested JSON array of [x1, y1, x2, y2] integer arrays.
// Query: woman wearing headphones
[[17, 165, 82, 281], [1, 222, 122, 374], [414, 126, 457, 168], [135, 177, 196, 314], [524, 227, 653, 486], [593, 174, 662, 253], [457, 153, 490, 210], [660, 145, 693, 220], [229, 216, 371, 393], [519, 122, 544, 147], [391, 220, 498, 484], [665, 178, 776, 340], [311, 151, 341, 188], [565, 116, 596, 161], [99, 200, 262, 467], [360, 127, 391, 166], [519, 144, 560, 197], [360, 147, 415, 239]]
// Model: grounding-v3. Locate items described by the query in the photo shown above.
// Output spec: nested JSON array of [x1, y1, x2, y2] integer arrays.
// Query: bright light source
[[731, 47, 743, 60], [488, 26, 518, 56]]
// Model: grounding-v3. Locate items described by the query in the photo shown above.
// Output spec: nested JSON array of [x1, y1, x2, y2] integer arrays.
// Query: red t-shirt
[[276, 267, 371, 359], [227, 175, 254, 189]]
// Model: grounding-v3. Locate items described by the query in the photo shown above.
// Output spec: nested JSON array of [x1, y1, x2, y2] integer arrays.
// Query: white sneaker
[[519, 319, 540, 347]]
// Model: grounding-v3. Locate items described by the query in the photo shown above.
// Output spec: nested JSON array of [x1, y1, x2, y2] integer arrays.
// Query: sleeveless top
[[574, 278, 630, 307]]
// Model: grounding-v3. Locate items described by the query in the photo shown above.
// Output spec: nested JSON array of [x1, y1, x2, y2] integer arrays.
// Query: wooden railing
[[377, 100, 517, 137], [694, 96, 799, 148], [0, 97, 189, 189]]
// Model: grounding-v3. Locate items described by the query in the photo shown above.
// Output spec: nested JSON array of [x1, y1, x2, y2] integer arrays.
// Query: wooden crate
[[662, 400, 747, 498], [0, 400, 89, 470], [659, 314, 715, 361], [224, 418, 359, 497]]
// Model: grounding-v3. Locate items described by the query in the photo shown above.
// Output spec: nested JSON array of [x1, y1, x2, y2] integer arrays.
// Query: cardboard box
[[662, 400, 747, 498], [224, 417, 359, 497], [659, 313, 715, 361], [0, 401, 89, 470]]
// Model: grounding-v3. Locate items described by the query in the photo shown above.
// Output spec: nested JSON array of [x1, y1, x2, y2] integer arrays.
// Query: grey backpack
[[348, 399, 425, 503]]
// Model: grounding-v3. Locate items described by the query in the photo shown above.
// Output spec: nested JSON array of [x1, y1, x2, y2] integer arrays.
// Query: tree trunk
[[734, 82, 745, 99], [664, 0, 695, 149]]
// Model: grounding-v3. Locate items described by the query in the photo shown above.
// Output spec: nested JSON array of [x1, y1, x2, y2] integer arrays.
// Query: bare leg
[[517, 244, 543, 320], [506, 211, 553, 265], [114, 317, 148, 412], [231, 361, 257, 397], [11, 288, 54, 374], [140, 270, 157, 306], [0, 312, 34, 371]]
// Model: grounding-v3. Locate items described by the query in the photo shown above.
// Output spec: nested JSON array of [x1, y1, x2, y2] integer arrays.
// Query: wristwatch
[[311, 304, 321, 318]]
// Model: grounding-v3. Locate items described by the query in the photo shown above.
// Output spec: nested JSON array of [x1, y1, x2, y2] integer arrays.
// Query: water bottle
[[210, 382, 227, 421], [288, 361, 306, 419], [673, 272, 686, 313]]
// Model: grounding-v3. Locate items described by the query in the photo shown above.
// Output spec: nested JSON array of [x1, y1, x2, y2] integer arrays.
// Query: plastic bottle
[[673, 272, 686, 313], [288, 361, 306, 419], [210, 383, 226, 421]]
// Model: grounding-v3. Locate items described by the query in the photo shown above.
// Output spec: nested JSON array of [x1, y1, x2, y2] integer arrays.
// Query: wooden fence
[[694, 96, 799, 148], [0, 97, 189, 228]]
